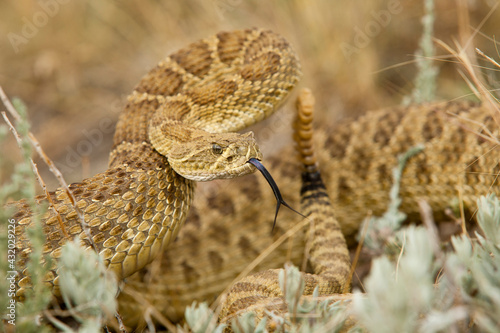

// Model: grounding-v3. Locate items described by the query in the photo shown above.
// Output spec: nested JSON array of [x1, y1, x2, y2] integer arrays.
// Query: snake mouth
[[247, 158, 304, 230]]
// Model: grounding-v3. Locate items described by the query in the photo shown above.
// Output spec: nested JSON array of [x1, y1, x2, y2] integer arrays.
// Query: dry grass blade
[[120, 288, 177, 332], [476, 47, 500, 69], [213, 216, 312, 317], [418, 199, 442, 257], [435, 40, 500, 122], [347, 214, 371, 294]]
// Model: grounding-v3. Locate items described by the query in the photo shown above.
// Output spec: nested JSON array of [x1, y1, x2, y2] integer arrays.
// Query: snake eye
[[212, 143, 224, 155]]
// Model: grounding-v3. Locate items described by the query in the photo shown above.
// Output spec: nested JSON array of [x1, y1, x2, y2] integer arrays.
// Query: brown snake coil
[[118, 100, 500, 328], [218, 88, 351, 324], [10, 28, 301, 302], [9, 28, 500, 330]]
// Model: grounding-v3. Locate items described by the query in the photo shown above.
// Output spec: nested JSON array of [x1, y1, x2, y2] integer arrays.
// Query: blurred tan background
[[1, 0, 499, 189]]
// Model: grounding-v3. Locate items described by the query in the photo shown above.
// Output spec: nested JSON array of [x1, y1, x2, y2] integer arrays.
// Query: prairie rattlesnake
[[10, 28, 301, 305], [7, 28, 500, 331]]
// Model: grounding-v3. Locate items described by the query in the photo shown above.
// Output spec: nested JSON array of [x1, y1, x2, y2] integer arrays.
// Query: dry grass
[[1, 1, 500, 331], [1, 1, 499, 187]]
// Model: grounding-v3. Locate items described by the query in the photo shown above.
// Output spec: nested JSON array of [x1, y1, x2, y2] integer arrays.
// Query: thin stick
[[114, 312, 128, 333], [0, 86, 98, 253], [1, 111, 70, 239]]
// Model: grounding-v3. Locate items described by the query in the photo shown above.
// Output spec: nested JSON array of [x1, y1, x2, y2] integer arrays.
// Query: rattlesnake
[[218, 88, 351, 324], [8, 28, 500, 331], [10, 28, 301, 303], [117, 98, 500, 328]]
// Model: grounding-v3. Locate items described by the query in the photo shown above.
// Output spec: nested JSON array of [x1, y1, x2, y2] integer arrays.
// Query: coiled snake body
[[119, 100, 500, 326], [11, 28, 301, 302], [9, 28, 500, 330]]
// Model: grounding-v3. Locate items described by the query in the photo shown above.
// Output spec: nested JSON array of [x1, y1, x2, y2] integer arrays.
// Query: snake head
[[151, 126, 262, 181]]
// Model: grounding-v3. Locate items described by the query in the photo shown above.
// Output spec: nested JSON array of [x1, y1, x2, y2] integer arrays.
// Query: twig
[[1, 111, 70, 239], [4, 112, 64, 235], [114, 312, 128, 333], [0, 86, 99, 253]]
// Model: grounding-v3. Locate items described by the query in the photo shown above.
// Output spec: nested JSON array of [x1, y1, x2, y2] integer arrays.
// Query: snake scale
[[10, 28, 300, 304], [8, 28, 500, 330], [119, 97, 500, 328]]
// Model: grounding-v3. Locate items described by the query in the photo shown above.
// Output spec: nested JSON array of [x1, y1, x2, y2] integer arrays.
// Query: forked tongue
[[248, 158, 305, 231]]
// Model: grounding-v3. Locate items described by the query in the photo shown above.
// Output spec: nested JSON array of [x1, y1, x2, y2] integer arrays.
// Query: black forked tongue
[[248, 158, 305, 231]]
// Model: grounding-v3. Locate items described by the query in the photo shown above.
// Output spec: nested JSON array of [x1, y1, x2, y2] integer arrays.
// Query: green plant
[[0, 97, 53, 332], [1, 93, 117, 332], [403, 0, 439, 105]]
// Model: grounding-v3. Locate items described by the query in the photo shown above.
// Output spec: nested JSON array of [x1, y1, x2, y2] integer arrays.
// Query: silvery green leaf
[[58, 238, 117, 318], [279, 264, 305, 313], [476, 194, 500, 245]]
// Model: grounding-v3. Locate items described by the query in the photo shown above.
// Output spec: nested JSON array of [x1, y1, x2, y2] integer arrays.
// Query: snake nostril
[[227, 156, 234, 163]]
